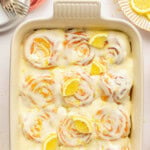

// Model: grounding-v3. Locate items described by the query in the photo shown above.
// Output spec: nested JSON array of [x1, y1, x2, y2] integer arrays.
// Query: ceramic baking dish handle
[[53, 0, 101, 19]]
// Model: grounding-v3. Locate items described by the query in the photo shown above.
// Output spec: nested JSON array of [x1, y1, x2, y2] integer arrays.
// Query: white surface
[[0, 0, 149, 149]]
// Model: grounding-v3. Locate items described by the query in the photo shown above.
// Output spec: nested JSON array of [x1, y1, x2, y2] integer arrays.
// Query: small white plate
[[118, 0, 150, 32]]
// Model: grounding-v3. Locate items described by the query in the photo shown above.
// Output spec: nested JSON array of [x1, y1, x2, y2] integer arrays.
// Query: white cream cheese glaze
[[17, 29, 133, 150]]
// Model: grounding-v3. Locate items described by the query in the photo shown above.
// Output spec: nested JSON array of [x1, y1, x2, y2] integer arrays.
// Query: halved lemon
[[130, 0, 150, 14], [63, 78, 80, 96], [72, 116, 92, 134], [90, 61, 106, 75], [43, 134, 58, 150], [89, 34, 108, 49]]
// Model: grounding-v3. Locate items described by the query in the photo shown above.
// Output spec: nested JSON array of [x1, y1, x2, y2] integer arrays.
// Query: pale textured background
[[0, 0, 150, 149]]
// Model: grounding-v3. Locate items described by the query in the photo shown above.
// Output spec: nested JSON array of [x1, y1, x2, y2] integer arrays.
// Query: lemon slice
[[90, 61, 106, 75], [63, 78, 80, 96], [72, 116, 92, 134], [130, 0, 150, 14], [43, 134, 58, 150], [89, 34, 108, 49]]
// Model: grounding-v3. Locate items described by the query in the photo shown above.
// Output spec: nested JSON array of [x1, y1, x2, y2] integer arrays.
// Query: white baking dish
[[10, 0, 143, 149]]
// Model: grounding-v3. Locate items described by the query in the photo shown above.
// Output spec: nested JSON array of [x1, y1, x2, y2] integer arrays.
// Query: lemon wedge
[[89, 34, 108, 49], [90, 61, 106, 75], [43, 134, 58, 150], [130, 0, 150, 14], [63, 78, 80, 96], [72, 116, 92, 134], [74, 120, 89, 133]]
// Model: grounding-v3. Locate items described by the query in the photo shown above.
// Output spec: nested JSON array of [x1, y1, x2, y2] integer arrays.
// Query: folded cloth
[[30, 0, 46, 11]]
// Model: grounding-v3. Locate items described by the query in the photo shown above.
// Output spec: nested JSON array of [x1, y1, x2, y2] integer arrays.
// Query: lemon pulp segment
[[90, 61, 106, 75], [63, 78, 80, 96], [74, 120, 89, 133], [72, 116, 92, 134], [89, 34, 108, 49], [130, 0, 150, 14], [43, 134, 57, 150]]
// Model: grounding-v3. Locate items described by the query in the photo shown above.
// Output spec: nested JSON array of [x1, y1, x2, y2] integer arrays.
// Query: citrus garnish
[[130, 0, 150, 14], [72, 116, 92, 134], [74, 120, 89, 133], [89, 34, 108, 49], [43, 134, 58, 150], [63, 78, 80, 96], [90, 61, 106, 75], [57, 116, 92, 146]]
